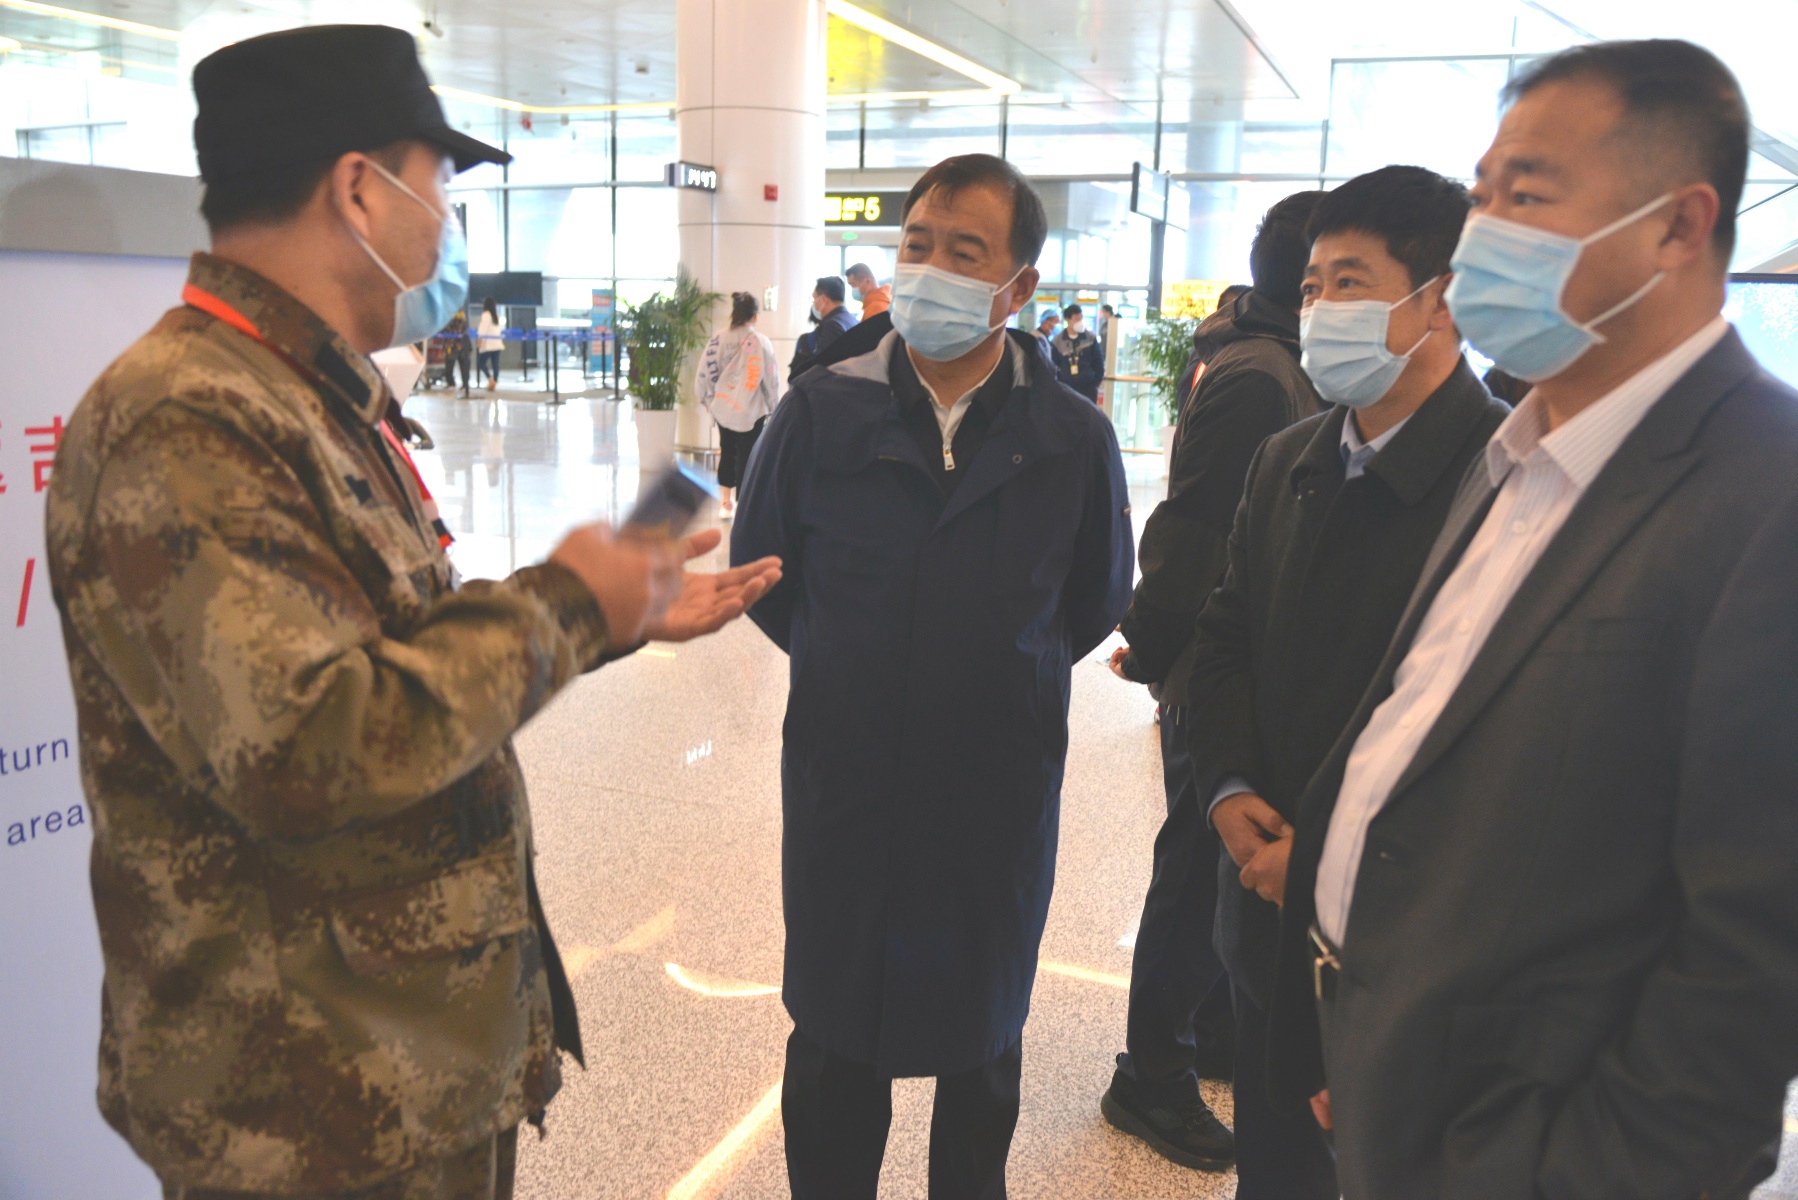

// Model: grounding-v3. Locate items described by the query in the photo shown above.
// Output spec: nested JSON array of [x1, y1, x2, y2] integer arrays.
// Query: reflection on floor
[[405, 385, 1798, 1200]]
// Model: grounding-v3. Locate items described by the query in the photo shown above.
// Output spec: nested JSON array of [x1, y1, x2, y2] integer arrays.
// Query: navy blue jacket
[[732, 329, 1134, 1076]]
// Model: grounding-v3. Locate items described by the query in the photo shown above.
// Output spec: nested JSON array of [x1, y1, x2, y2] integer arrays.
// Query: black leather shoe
[[1101, 1055, 1234, 1171]]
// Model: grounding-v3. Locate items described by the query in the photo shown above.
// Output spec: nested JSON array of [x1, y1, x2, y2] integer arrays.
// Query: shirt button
[[1457, 617, 1473, 635], [1013, 454, 1024, 465], [1511, 520, 1530, 534], [1399, 712, 1418, 729]]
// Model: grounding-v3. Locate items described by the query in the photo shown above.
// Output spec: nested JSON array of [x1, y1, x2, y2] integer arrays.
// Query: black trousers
[[783, 1027, 1021, 1200], [1121, 704, 1235, 1104], [1231, 983, 1337, 1199], [717, 418, 766, 489]]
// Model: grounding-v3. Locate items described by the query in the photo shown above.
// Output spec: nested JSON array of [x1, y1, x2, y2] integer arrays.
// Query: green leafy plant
[[622, 269, 721, 412], [1135, 316, 1200, 425]]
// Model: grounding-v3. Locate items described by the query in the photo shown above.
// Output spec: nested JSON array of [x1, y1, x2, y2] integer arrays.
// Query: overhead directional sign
[[665, 161, 719, 191], [824, 191, 908, 227]]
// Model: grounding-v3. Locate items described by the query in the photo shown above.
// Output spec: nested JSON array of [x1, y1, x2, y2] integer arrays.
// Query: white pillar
[[675, 0, 827, 451]]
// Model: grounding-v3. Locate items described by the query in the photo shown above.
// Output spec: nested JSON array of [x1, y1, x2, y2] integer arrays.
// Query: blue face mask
[[348, 160, 469, 349], [891, 262, 1025, 361], [1445, 194, 1670, 382], [1300, 276, 1440, 409]]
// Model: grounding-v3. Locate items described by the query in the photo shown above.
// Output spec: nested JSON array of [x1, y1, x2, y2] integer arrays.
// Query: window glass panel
[[1005, 102, 1158, 177], [826, 104, 863, 169], [457, 189, 505, 273], [859, 99, 1001, 168], [505, 118, 613, 186], [1325, 58, 1512, 181], [500, 187, 617, 278], [616, 112, 677, 182], [613, 186, 677, 281]]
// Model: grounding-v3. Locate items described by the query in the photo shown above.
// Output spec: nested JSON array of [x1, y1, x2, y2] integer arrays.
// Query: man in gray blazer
[[1268, 39, 1798, 1199]]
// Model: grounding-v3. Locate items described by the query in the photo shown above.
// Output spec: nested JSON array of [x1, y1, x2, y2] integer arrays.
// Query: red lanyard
[[183, 283, 452, 548]]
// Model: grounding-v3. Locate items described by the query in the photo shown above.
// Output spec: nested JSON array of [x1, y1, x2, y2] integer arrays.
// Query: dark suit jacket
[[1119, 289, 1321, 702], [1268, 330, 1798, 1199], [1189, 361, 1507, 1006]]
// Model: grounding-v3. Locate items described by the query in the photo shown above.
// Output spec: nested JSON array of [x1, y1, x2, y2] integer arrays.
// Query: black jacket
[[1119, 288, 1321, 702], [1269, 331, 1798, 1198], [1049, 327, 1103, 400], [788, 305, 858, 382], [1187, 360, 1507, 1005]]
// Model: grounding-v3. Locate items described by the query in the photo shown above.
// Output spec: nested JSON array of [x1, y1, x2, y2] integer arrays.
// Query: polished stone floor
[[406, 380, 1798, 1200]]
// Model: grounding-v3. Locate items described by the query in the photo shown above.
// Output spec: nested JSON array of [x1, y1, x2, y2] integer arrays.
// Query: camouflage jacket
[[45, 253, 608, 1192]]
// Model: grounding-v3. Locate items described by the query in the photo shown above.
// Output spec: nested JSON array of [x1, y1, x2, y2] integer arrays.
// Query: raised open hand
[[641, 528, 782, 643]]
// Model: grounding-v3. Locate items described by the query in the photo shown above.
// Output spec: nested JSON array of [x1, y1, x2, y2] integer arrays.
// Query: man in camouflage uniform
[[44, 25, 780, 1200]]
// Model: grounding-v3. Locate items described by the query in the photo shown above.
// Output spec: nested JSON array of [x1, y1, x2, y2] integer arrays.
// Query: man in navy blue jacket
[[733, 153, 1134, 1200]]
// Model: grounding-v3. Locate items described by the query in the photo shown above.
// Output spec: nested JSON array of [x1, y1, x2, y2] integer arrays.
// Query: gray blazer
[[1269, 330, 1798, 1200]]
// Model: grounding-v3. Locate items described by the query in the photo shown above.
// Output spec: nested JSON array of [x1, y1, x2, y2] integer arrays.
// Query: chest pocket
[[318, 438, 453, 627]]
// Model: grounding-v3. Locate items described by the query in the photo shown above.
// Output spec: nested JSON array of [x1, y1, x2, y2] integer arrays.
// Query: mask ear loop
[[1562, 192, 1674, 343], [1394, 274, 1445, 357], [344, 157, 451, 294]]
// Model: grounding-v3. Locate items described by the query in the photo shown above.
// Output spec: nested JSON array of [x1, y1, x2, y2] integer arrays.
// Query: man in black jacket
[[1192, 166, 1508, 1199], [1050, 302, 1104, 402], [1272, 42, 1798, 1198], [1100, 190, 1324, 1169], [787, 276, 856, 382]]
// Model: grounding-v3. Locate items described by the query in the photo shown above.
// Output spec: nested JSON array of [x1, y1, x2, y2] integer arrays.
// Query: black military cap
[[193, 24, 510, 186]]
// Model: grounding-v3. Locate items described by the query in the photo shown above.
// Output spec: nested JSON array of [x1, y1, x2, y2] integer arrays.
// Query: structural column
[[674, 0, 827, 450]]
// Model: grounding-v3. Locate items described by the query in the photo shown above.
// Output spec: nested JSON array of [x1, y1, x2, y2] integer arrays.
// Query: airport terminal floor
[[410, 380, 1798, 1200]]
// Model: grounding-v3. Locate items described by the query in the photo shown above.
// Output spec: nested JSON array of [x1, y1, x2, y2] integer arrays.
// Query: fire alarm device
[[764, 184, 779, 201]]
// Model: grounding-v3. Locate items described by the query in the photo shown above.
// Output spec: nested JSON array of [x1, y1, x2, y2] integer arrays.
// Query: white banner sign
[[0, 248, 179, 1200]]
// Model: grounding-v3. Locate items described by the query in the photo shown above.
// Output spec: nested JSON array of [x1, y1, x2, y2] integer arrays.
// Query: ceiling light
[[0, 36, 20, 52], [0, 0, 180, 40], [825, 0, 1020, 95]]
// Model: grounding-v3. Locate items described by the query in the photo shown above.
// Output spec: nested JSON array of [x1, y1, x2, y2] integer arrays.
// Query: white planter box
[[636, 408, 678, 472]]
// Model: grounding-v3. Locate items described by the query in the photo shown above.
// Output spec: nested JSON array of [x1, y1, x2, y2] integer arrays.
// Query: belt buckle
[[1310, 924, 1342, 1002]]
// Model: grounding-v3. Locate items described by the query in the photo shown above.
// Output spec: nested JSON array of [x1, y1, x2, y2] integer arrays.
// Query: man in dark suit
[[1101, 190, 1324, 1171], [1269, 40, 1798, 1199], [1193, 165, 1508, 1199]]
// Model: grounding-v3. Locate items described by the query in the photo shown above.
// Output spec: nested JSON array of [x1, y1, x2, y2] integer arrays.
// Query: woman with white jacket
[[697, 291, 780, 517], [475, 296, 505, 391]]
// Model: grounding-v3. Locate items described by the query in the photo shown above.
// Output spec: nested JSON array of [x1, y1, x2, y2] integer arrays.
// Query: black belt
[[1310, 923, 1342, 1002]]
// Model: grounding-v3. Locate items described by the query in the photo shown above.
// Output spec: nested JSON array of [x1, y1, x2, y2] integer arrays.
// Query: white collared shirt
[[907, 340, 1022, 468], [1312, 317, 1730, 948], [1340, 409, 1410, 481]]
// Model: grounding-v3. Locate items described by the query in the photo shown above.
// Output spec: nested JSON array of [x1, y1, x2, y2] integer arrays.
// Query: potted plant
[[1135, 316, 1200, 476], [622, 269, 720, 471]]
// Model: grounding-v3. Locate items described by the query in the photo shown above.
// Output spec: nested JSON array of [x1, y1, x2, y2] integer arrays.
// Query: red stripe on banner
[[16, 556, 34, 627]]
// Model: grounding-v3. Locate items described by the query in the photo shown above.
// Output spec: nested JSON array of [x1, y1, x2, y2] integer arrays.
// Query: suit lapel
[[1382, 331, 1759, 805]]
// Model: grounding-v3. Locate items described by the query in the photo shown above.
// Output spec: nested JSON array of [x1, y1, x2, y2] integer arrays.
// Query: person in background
[[1272, 40, 1798, 1199], [41, 25, 781, 1200], [733, 152, 1133, 1200], [1098, 301, 1117, 359], [846, 262, 891, 319], [787, 276, 855, 382], [697, 290, 780, 519], [1480, 362, 1532, 404], [1173, 284, 1252, 404], [443, 304, 473, 396], [1100, 191, 1325, 1173], [1035, 307, 1062, 344], [477, 294, 503, 390], [1192, 165, 1507, 1200], [1051, 302, 1104, 402]]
